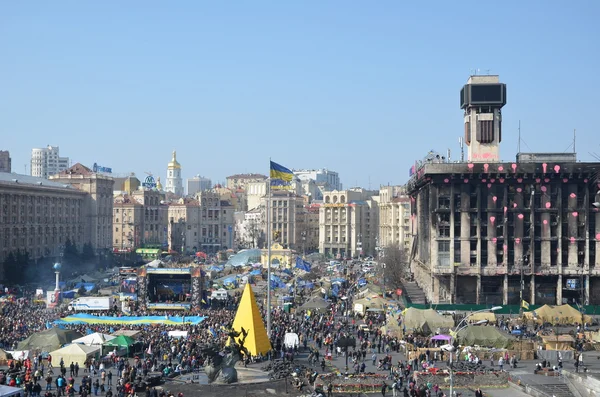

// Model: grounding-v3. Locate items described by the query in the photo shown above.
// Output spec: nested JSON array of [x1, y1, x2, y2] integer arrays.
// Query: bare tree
[[379, 243, 409, 291], [246, 218, 264, 248]]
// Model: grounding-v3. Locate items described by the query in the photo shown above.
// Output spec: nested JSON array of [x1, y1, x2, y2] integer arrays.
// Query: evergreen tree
[[63, 238, 80, 265], [3, 252, 18, 284], [81, 243, 95, 261]]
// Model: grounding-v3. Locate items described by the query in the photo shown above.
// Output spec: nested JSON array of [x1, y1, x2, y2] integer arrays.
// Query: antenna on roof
[[518, 121, 521, 153], [573, 129, 576, 154], [458, 137, 464, 162]]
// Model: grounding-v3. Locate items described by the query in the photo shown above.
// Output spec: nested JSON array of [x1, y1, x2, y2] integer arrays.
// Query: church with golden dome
[[165, 151, 184, 196]]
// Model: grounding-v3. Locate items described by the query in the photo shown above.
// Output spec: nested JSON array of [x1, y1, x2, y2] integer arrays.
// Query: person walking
[[381, 382, 388, 397]]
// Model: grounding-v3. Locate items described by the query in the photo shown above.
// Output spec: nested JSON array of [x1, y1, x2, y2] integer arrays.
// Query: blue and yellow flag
[[270, 161, 294, 190], [521, 300, 530, 310]]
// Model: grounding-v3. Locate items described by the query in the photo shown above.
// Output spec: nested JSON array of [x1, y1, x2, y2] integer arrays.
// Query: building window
[[438, 241, 450, 252]]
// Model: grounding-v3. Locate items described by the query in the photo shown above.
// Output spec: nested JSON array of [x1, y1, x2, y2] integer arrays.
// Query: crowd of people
[[1, 261, 594, 397]]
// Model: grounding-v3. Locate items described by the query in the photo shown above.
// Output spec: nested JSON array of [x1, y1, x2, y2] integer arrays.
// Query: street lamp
[[448, 306, 503, 397]]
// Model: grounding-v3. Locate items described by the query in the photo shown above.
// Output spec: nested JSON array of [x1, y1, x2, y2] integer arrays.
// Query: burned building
[[407, 76, 600, 306]]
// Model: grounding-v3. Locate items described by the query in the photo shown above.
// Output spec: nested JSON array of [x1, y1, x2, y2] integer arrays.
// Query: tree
[[2, 252, 18, 284], [81, 243, 95, 261], [379, 243, 409, 291], [63, 238, 80, 266]]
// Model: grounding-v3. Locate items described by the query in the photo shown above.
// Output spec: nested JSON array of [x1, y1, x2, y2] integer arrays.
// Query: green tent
[[103, 335, 135, 348], [457, 326, 514, 348], [17, 328, 83, 352], [402, 308, 454, 333]]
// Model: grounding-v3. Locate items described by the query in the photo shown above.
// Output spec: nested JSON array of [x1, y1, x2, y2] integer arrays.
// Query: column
[[461, 186, 471, 265], [450, 273, 456, 304], [557, 275, 563, 305], [503, 274, 509, 305], [585, 275, 590, 306], [540, 189, 552, 266], [567, 185, 578, 266], [487, 192, 497, 266], [476, 275, 481, 304], [530, 274, 536, 305], [514, 188, 524, 264]]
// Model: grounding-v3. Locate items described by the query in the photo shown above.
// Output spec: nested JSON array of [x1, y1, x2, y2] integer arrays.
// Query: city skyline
[[2, 2, 599, 187]]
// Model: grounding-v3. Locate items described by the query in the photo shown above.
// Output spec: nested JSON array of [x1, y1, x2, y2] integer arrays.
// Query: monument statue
[[203, 327, 250, 384]]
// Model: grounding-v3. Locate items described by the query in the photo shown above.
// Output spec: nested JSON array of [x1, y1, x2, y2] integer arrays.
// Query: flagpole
[[266, 163, 272, 337]]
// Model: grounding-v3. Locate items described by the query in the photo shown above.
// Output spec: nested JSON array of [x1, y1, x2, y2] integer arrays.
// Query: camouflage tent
[[457, 326, 514, 348]]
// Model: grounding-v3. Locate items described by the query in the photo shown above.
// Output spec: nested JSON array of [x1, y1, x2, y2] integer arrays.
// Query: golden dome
[[156, 176, 163, 191], [168, 150, 181, 169]]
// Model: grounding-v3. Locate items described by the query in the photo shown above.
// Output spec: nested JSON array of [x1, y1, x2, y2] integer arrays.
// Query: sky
[[1, 1, 599, 190]]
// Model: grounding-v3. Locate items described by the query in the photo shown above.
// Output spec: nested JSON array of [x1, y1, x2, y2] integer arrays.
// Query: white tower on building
[[165, 151, 184, 196]]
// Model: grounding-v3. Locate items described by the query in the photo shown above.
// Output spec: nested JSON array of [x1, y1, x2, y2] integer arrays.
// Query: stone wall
[[414, 370, 509, 389]]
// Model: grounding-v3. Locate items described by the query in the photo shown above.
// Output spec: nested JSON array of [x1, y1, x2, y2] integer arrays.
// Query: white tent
[[146, 259, 162, 268], [49, 344, 101, 367], [72, 332, 116, 346], [284, 332, 300, 349]]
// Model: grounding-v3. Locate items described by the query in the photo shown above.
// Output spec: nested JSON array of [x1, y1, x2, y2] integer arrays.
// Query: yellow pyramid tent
[[229, 283, 271, 356]]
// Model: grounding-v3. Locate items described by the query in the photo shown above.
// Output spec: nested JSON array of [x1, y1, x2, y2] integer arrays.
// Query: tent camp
[[17, 328, 82, 352], [72, 332, 115, 346], [402, 308, 454, 333], [523, 304, 593, 325], [466, 312, 496, 323], [457, 326, 514, 348], [299, 297, 330, 311], [49, 344, 101, 367], [541, 334, 576, 351], [353, 297, 388, 315], [357, 285, 383, 299]]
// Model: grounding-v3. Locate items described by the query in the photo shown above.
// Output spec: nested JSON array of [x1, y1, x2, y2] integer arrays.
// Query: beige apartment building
[[50, 163, 114, 254], [296, 202, 320, 254], [112, 189, 168, 252], [166, 191, 235, 254], [259, 190, 305, 250], [319, 189, 379, 258], [378, 186, 413, 251]]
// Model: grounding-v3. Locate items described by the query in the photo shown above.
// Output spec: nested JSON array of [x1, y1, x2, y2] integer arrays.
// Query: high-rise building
[[31, 145, 70, 178], [187, 175, 212, 195], [0, 151, 11, 173], [165, 151, 184, 197], [50, 163, 114, 254]]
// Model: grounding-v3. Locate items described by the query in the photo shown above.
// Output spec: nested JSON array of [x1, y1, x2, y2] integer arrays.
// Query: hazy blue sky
[[1, 1, 599, 189]]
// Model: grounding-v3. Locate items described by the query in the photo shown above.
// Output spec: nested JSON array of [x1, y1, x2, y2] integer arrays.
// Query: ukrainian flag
[[270, 160, 294, 190]]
